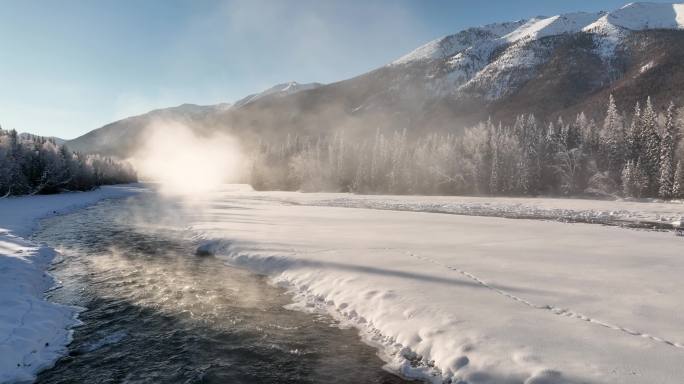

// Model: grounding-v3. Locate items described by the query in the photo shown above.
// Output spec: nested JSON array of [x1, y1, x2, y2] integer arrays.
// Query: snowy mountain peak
[[584, 2, 684, 32], [233, 81, 322, 108], [392, 2, 684, 66], [502, 12, 604, 42], [391, 21, 526, 65]]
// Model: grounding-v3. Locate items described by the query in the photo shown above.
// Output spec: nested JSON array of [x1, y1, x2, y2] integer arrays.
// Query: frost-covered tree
[[564, 116, 582, 150], [622, 160, 648, 198], [673, 161, 683, 199], [555, 146, 587, 195], [601, 94, 625, 183], [247, 97, 682, 199], [0, 128, 137, 196], [625, 102, 642, 164], [640, 97, 661, 196], [622, 161, 635, 197], [659, 103, 678, 198]]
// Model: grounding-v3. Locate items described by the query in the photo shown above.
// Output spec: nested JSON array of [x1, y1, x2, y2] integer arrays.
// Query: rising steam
[[130, 120, 246, 196]]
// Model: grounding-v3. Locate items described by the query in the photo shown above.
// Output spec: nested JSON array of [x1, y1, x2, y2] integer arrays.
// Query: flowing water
[[33, 194, 412, 384]]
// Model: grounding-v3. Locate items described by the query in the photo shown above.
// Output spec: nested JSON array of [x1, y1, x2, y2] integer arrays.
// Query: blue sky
[[0, 0, 674, 139]]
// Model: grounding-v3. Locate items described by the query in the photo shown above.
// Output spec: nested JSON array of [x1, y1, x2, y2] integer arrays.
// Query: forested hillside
[[0, 128, 137, 196], [251, 96, 683, 199]]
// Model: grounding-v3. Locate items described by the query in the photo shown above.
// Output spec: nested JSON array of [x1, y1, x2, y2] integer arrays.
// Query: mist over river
[[32, 193, 411, 384]]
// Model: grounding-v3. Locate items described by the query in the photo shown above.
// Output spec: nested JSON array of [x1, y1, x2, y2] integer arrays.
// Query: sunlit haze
[[130, 121, 245, 196]]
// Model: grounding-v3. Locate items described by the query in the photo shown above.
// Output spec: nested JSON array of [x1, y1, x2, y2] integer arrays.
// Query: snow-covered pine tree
[[479, 119, 495, 194], [622, 160, 635, 197], [635, 159, 649, 198], [490, 146, 500, 195], [6, 129, 30, 195], [576, 112, 589, 145], [625, 102, 641, 164], [583, 117, 600, 157], [520, 114, 541, 194], [639, 97, 661, 196], [622, 159, 649, 198], [658, 102, 677, 198], [673, 161, 683, 198], [565, 116, 582, 150], [602, 94, 625, 183], [540, 121, 560, 194]]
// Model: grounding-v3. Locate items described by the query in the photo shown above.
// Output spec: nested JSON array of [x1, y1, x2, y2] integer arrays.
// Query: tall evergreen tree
[[565, 117, 582, 150], [640, 97, 661, 196], [602, 94, 625, 183], [673, 160, 683, 198], [659, 102, 678, 198], [622, 160, 635, 197], [625, 102, 642, 164], [489, 145, 500, 195]]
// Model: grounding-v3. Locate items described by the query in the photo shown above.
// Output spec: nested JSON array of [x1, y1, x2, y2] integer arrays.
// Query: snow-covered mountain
[[394, 2, 684, 67], [70, 2, 684, 157], [386, 2, 684, 102], [232, 81, 322, 108]]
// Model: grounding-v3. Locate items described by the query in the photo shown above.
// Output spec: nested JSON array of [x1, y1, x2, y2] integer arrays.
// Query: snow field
[[189, 189, 684, 384]]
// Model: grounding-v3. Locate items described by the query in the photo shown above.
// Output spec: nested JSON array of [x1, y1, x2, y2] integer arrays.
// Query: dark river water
[[32, 194, 413, 384]]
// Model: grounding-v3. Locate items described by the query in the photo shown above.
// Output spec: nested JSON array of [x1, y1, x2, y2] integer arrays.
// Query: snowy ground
[[225, 191, 684, 231], [0, 185, 144, 383], [186, 187, 684, 384], [2, 184, 683, 384]]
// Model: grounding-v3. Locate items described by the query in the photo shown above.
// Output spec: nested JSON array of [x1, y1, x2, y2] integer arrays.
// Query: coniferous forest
[[0, 128, 137, 196], [3, 97, 682, 200], [251, 96, 684, 199]]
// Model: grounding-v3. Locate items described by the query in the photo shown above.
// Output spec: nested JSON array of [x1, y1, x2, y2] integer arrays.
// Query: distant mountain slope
[[66, 82, 320, 157], [66, 103, 230, 157], [69, 2, 684, 157], [232, 82, 322, 108]]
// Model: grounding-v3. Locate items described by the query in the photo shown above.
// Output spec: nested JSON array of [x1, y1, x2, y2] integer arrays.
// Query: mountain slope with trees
[[251, 96, 683, 199]]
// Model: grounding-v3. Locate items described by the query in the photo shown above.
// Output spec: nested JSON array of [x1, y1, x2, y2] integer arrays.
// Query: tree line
[[250, 96, 683, 199], [0, 128, 137, 196]]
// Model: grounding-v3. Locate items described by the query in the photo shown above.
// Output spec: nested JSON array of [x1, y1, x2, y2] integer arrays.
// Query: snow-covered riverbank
[[0, 185, 144, 383], [232, 190, 684, 230], [3, 184, 683, 383], [189, 188, 684, 384]]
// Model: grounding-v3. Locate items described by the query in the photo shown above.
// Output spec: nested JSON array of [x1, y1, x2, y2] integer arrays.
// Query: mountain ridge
[[67, 2, 684, 157]]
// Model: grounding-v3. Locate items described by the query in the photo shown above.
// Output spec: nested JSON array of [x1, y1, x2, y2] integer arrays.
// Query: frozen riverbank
[[0, 185, 144, 383], [243, 191, 684, 231], [187, 188, 684, 384]]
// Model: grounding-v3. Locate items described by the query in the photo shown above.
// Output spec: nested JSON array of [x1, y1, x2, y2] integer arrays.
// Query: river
[[33, 193, 412, 384]]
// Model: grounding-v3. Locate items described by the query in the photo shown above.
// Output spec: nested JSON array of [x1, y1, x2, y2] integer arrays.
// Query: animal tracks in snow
[[404, 251, 684, 351]]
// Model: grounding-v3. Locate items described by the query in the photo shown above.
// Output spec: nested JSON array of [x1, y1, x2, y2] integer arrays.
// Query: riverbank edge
[[191, 236, 439, 383], [0, 184, 145, 383]]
